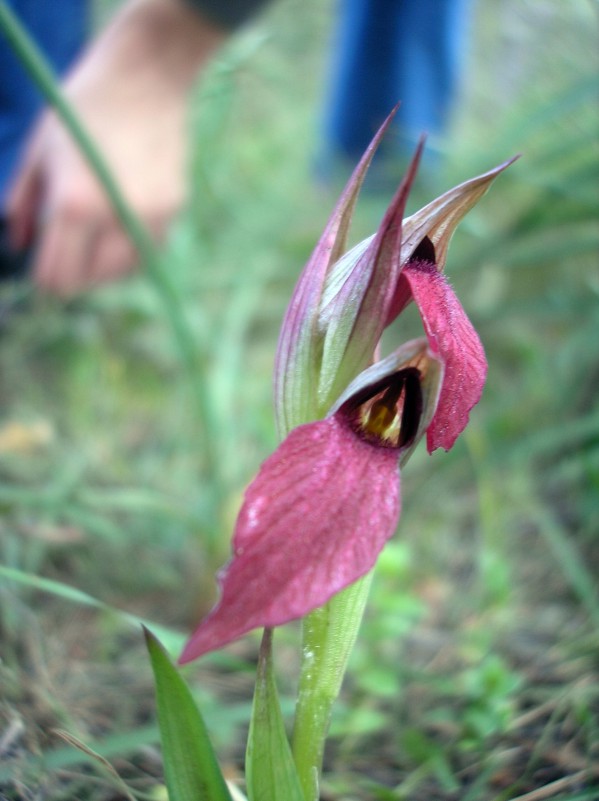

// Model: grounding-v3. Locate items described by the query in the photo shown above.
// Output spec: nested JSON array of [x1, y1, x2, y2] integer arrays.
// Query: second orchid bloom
[[181, 115, 514, 664]]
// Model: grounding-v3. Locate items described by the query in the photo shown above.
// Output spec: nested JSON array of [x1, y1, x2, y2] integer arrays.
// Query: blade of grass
[[51, 730, 138, 801], [0, 724, 159, 784], [0, 562, 255, 676], [531, 504, 599, 630], [0, 562, 185, 653]]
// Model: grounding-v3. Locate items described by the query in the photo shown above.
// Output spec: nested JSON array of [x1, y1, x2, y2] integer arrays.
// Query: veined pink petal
[[400, 261, 487, 453], [179, 417, 400, 662]]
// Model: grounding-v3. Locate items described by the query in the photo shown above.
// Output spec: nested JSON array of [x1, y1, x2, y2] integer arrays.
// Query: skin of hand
[[7, 0, 226, 296]]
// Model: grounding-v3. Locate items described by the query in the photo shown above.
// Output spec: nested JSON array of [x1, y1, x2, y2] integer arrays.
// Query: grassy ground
[[1, 0, 598, 799]]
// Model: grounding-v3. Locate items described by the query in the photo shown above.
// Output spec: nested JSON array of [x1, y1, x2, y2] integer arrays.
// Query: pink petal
[[179, 417, 400, 662], [400, 262, 487, 453]]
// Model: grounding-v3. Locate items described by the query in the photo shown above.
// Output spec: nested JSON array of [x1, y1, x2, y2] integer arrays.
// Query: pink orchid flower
[[180, 115, 515, 664]]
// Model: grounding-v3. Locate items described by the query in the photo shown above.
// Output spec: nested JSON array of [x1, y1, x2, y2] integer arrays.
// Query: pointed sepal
[[387, 157, 518, 321], [402, 157, 519, 271], [274, 108, 400, 435], [316, 140, 425, 410]]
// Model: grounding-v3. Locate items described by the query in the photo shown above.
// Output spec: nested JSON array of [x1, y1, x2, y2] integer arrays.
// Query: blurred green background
[[0, 0, 597, 799]]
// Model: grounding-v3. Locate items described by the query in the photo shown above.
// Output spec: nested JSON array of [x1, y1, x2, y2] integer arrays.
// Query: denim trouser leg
[[323, 0, 472, 167], [0, 0, 89, 277]]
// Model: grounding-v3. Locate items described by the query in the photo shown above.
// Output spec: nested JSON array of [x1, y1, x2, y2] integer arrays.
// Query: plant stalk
[[291, 572, 373, 801]]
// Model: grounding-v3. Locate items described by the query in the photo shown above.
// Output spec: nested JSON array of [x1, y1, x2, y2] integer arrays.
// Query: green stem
[[0, 1, 224, 529], [291, 572, 374, 801]]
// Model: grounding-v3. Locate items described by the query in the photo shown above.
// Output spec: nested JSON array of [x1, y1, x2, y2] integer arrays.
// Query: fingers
[[10, 138, 165, 298], [6, 147, 43, 251], [33, 215, 144, 297], [72, 215, 167, 291], [87, 226, 138, 286], [34, 211, 102, 297]]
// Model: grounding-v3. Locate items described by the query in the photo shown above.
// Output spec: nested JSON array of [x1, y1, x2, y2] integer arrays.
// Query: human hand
[[7, 0, 225, 297]]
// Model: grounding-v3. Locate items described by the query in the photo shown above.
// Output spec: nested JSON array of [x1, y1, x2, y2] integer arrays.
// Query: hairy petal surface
[[179, 417, 400, 662], [400, 262, 487, 453]]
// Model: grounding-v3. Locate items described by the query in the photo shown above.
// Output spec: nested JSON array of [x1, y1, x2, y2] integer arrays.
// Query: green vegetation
[[0, 0, 597, 799]]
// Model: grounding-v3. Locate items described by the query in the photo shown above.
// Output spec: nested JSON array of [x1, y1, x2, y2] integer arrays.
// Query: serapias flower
[[179, 114, 515, 664]]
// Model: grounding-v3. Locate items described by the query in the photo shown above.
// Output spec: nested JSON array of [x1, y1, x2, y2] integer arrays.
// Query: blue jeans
[[0, 0, 88, 277], [323, 0, 472, 169]]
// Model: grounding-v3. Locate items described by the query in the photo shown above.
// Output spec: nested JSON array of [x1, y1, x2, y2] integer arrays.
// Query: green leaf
[[246, 629, 304, 801], [144, 628, 234, 801]]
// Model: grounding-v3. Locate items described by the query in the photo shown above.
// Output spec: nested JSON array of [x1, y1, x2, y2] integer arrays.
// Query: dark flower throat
[[342, 368, 423, 450]]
